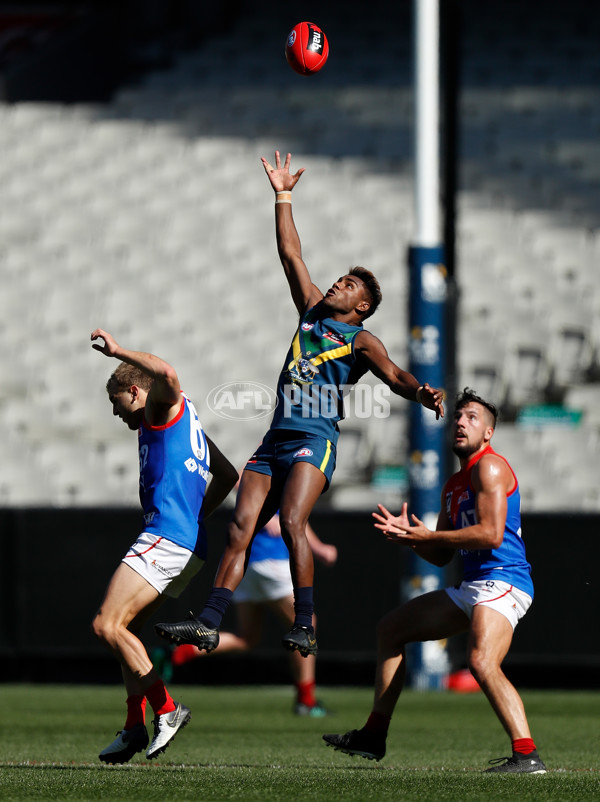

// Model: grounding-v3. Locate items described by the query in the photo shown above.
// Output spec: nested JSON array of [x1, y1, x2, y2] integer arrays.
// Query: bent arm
[[413, 506, 456, 566], [201, 436, 239, 519], [379, 457, 510, 552], [427, 457, 509, 550], [91, 328, 181, 408], [355, 330, 444, 418]]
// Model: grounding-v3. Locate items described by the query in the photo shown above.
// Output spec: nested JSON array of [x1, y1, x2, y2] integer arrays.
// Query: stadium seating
[[0, 0, 598, 511]]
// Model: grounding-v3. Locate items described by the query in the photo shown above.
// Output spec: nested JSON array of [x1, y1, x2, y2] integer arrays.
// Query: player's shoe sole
[[323, 729, 386, 761], [99, 723, 149, 764], [282, 625, 317, 657], [155, 613, 220, 652], [146, 702, 191, 760]]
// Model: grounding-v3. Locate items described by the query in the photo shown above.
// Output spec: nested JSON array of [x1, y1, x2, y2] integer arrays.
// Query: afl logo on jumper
[[301, 322, 314, 331], [293, 448, 314, 458]]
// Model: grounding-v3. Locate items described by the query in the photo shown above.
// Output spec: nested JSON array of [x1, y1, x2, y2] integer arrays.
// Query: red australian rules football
[[285, 21, 329, 75]]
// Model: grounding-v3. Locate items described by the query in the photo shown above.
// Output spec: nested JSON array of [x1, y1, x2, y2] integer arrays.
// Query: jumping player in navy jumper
[[155, 151, 444, 659], [91, 329, 237, 764], [323, 389, 546, 774]]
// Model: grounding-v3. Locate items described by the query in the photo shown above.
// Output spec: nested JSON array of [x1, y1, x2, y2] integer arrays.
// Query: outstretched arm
[[261, 150, 323, 315], [355, 330, 445, 419], [91, 328, 181, 418], [201, 436, 239, 519]]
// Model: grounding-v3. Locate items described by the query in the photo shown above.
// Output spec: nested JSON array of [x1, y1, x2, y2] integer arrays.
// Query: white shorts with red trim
[[445, 579, 532, 630], [122, 532, 204, 598], [233, 559, 293, 604]]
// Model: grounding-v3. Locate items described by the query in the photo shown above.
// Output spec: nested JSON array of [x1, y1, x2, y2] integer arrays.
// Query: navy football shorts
[[244, 429, 336, 490]]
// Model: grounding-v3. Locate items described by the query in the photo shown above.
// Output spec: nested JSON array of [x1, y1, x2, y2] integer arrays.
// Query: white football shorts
[[445, 579, 532, 630], [234, 559, 293, 603], [123, 532, 204, 598]]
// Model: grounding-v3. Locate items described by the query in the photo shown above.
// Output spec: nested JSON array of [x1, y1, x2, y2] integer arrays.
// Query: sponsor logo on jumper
[[208, 381, 277, 421], [185, 458, 209, 479], [322, 331, 345, 345], [458, 490, 470, 505]]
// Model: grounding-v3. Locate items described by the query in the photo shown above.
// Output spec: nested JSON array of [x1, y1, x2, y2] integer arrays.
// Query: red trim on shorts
[[474, 584, 513, 606], [124, 536, 164, 558]]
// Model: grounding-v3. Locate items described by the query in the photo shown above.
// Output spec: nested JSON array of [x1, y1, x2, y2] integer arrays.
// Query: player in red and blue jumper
[[323, 388, 546, 774], [91, 329, 237, 764]]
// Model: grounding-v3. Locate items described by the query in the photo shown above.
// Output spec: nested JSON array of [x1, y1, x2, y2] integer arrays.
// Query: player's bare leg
[[93, 563, 162, 686], [467, 605, 530, 739], [323, 591, 468, 761], [278, 462, 326, 657], [278, 462, 325, 587], [373, 590, 468, 716], [469, 606, 547, 773], [214, 470, 280, 589], [94, 565, 189, 763]]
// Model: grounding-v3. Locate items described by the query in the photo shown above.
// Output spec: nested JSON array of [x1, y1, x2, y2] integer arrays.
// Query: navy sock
[[294, 586, 314, 629], [199, 587, 233, 629]]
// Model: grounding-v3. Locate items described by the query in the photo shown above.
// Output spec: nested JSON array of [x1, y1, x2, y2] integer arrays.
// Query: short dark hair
[[454, 387, 498, 428], [106, 363, 153, 396], [349, 266, 382, 319]]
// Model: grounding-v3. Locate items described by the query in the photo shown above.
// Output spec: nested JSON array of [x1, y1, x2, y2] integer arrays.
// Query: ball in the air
[[285, 22, 329, 76]]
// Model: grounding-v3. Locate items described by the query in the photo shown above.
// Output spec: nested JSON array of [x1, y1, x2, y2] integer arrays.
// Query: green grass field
[[1, 685, 598, 800]]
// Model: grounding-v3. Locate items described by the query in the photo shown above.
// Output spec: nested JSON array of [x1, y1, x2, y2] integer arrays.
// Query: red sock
[[145, 679, 176, 717], [172, 644, 201, 666], [124, 695, 147, 730], [364, 711, 391, 736], [512, 737, 537, 755], [296, 680, 317, 708]]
